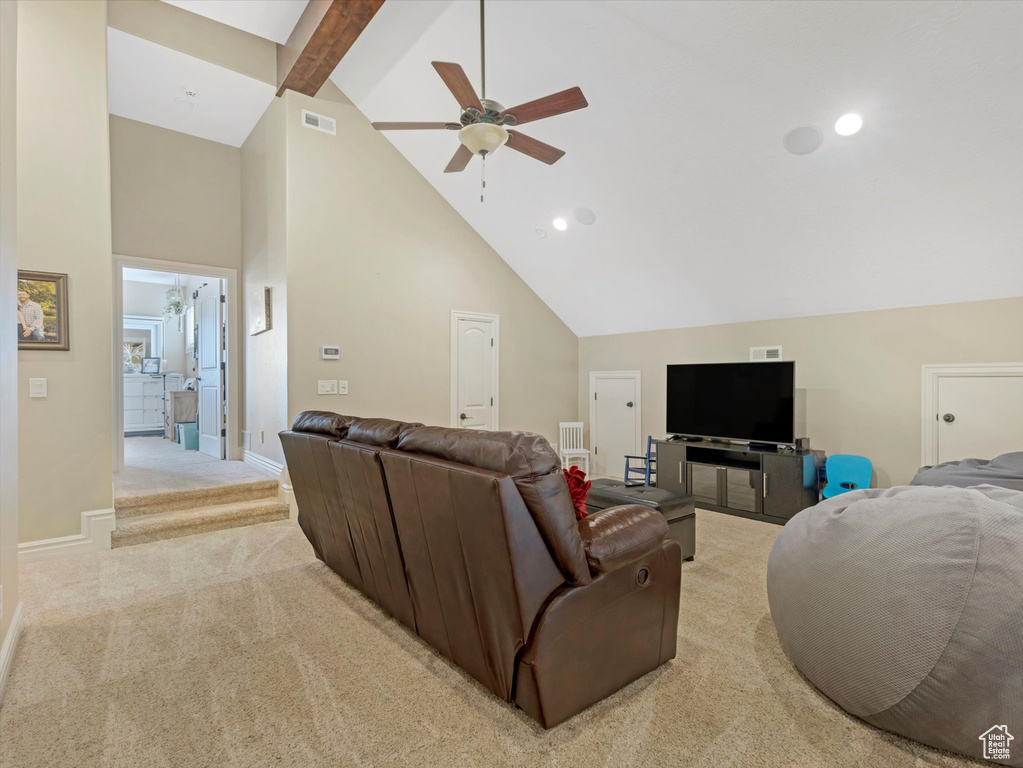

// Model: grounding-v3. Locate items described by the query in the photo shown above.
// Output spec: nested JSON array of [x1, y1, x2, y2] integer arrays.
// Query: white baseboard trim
[[282, 480, 297, 521], [0, 600, 24, 707], [243, 450, 284, 478], [243, 451, 298, 521], [18, 508, 115, 563]]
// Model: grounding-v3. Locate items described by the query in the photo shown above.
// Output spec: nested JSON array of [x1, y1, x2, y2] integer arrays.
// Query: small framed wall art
[[249, 286, 272, 336]]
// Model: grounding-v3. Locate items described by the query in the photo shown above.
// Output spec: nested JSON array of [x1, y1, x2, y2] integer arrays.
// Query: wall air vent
[[302, 109, 336, 136], [750, 345, 783, 361]]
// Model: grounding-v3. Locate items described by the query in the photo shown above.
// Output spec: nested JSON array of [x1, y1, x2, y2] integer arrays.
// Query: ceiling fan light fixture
[[459, 123, 509, 156]]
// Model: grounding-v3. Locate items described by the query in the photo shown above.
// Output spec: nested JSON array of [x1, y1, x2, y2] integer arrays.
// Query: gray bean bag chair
[[767, 485, 1023, 766], [912, 451, 1023, 492]]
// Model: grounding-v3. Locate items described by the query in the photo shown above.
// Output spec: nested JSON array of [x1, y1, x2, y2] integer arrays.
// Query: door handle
[[942, 413, 955, 423], [763, 473, 768, 498], [626, 401, 634, 407], [460, 413, 468, 420]]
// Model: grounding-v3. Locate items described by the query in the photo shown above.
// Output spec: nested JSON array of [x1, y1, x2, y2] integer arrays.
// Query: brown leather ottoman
[[586, 480, 696, 561]]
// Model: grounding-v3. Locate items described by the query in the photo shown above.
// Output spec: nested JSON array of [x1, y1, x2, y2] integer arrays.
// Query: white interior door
[[590, 372, 641, 479], [936, 375, 1023, 463], [451, 312, 497, 430], [197, 281, 224, 458]]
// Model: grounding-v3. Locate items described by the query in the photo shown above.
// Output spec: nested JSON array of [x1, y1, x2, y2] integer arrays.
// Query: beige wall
[[240, 100, 288, 465], [0, 0, 19, 648], [17, 0, 113, 542], [579, 297, 1023, 487], [110, 116, 243, 457], [279, 85, 578, 448], [110, 115, 241, 271]]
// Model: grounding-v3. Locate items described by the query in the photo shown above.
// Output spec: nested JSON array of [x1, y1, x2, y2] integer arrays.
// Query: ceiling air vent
[[302, 109, 336, 136], [750, 345, 783, 361]]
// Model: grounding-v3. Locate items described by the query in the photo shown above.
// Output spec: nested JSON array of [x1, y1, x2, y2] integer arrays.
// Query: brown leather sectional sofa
[[280, 411, 682, 728]]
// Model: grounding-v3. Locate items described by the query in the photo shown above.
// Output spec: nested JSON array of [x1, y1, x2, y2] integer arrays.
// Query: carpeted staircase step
[[111, 497, 290, 548], [114, 479, 280, 518]]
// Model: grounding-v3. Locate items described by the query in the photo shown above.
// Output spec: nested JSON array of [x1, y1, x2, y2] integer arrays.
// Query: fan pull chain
[[481, 152, 486, 203]]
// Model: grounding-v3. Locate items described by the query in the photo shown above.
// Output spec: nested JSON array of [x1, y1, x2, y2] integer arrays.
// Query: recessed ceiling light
[[835, 113, 863, 136], [552, 217, 568, 231]]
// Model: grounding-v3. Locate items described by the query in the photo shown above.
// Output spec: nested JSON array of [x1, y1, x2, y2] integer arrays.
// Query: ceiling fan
[[371, 0, 588, 185]]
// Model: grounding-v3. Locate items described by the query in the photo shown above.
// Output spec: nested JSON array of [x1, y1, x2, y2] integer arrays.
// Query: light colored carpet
[[115, 437, 272, 499], [1, 511, 982, 768]]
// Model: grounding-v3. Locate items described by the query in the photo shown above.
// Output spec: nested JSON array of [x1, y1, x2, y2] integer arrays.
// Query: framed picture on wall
[[17, 270, 69, 350], [248, 286, 272, 336]]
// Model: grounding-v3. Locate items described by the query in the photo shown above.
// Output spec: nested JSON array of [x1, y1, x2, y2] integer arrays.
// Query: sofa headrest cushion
[[396, 426, 559, 478], [291, 411, 354, 439], [395, 425, 590, 585], [347, 417, 424, 448]]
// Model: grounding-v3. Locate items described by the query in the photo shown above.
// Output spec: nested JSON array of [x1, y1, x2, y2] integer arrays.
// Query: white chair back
[[559, 422, 584, 452]]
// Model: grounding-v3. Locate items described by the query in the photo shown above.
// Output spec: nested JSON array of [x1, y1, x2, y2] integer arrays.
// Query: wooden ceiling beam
[[276, 0, 385, 98]]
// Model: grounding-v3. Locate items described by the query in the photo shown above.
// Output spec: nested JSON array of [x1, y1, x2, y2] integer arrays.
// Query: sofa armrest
[[578, 504, 668, 574]]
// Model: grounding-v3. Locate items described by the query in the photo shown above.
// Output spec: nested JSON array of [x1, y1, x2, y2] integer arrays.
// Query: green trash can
[[177, 422, 199, 451]]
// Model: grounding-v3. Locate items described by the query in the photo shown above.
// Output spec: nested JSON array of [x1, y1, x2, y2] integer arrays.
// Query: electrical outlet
[[317, 379, 338, 395], [338, 380, 349, 395]]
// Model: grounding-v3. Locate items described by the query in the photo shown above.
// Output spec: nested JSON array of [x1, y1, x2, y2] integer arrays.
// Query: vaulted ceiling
[[115, 1, 1022, 337], [331, 0, 1023, 336]]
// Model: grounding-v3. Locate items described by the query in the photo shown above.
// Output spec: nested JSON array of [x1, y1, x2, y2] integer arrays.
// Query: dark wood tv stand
[[655, 439, 821, 525]]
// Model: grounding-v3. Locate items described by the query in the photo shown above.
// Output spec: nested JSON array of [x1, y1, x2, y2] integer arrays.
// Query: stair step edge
[[116, 498, 289, 525], [111, 505, 290, 548], [114, 481, 280, 516]]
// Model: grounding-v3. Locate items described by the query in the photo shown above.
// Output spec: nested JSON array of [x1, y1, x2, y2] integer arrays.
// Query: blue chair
[[822, 455, 873, 498], [624, 436, 656, 486]]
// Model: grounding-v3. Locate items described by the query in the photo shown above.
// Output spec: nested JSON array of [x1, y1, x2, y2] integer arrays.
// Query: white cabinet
[[124, 374, 184, 435]]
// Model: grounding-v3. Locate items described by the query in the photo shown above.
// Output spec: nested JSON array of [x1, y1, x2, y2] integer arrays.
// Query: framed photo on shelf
[[141, 357, 161, 374], [17, 270, 69, 350]]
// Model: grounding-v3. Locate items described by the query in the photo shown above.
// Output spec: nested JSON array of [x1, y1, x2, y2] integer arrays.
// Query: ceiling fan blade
[[505, 131, 566, 165], [372, 122, 459, 131], [444, 144, 474, 173], [499, 86, 588, 126], [431, 61, 483, 112]]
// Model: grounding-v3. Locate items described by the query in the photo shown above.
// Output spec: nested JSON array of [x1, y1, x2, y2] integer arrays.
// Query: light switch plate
[[317, 379, 338, 395], [29, 378, 47, 398]]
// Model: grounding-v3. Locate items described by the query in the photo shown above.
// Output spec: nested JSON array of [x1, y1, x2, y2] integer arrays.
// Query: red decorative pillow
[[563, 466, 592, 520]]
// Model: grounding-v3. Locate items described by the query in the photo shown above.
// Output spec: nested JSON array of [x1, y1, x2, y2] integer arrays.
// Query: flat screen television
[[666, 362, 795, 445]]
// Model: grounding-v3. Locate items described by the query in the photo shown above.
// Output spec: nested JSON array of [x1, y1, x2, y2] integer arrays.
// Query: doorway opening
[[113, 258, 245, 479], [111, 258, 285, 548]]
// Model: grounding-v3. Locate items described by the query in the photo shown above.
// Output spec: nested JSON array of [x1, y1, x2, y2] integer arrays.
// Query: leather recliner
[[280, 411, 682, 728]]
